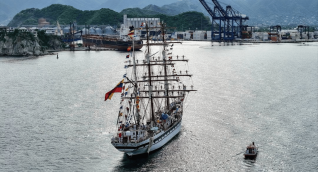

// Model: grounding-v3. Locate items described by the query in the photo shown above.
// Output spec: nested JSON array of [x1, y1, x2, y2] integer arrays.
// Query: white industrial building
[[193, 30, 206, 40], [123, 15, 160, 28], [120, 15, 161, 39]]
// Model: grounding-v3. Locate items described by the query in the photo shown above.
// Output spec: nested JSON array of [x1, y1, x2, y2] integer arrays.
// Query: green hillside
[[8, 4, 211, 31], [8, 4, 122, 27]]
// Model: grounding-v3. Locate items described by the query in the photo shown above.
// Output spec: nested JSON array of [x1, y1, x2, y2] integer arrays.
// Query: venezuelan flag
[[128, 30, 134, 38], [105, 79, 124, 101]]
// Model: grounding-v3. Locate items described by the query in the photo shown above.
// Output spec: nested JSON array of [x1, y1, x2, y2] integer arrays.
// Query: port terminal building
[[120, 15, 161, 38]]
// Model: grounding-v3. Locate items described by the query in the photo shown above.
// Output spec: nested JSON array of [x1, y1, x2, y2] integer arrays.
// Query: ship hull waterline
[[112, 120, 182, 156], [244, 153, 257, 159]]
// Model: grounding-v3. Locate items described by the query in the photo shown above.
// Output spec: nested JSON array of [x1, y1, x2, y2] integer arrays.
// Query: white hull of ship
[[112, 120, 182, 156]]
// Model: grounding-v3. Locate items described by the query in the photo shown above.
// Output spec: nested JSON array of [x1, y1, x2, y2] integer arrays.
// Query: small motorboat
[[244, 142, 258, 159]]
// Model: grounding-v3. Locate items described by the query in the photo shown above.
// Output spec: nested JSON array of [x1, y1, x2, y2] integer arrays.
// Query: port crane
[[63, 22, 82, 51], [268, 25, 281, 41], [199, 0, 249, 41], [297, 25, 310, 39]]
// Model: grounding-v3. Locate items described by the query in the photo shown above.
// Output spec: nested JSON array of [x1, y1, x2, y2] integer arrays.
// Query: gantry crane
[[297, 25, 310, 39], [199, 0, 249, 41]]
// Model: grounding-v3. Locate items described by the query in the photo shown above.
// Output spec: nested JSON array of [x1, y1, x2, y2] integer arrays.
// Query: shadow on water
[[0, 56, 41, 63], [296, 43, 318, 46], [112, 151, 160, 171], [112, 133, 182, 171], [243, 158, 257, 168], [242, 152, 259, 170]]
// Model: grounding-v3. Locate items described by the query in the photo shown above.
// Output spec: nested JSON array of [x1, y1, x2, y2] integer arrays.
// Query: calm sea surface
[[0, 41, 317, 171]]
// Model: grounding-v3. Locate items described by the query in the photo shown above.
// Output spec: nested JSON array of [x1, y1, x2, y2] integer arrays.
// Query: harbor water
[[0, 42, 317, 171]]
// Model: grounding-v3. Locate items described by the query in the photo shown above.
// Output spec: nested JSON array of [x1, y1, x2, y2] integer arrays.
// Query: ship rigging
[[107, 21, 196, 156]]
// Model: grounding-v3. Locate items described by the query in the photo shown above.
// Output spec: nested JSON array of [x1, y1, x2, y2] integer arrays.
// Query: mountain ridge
[[2, 0, 318, 27], [7, 4, 211, 32]]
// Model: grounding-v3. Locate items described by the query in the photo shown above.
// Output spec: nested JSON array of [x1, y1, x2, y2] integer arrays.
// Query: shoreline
[[1, 40, 317, 58], [0, 50, 61, 57], [172, 39, 318, 43]]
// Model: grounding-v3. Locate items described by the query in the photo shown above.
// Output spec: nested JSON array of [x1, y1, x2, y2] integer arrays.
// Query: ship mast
[[146, 23, 155, 125], [132, 37, 140, 125], [161, 22, 170, 109]]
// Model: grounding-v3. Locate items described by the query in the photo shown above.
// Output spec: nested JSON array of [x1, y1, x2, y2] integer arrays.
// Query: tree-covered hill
[[7, 4, 211, 31], [8, 4, 122, 27], [2, 0, 317, 27]]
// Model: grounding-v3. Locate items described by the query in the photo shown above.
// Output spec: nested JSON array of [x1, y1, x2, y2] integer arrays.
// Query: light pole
[[201, 16, 202, 30]]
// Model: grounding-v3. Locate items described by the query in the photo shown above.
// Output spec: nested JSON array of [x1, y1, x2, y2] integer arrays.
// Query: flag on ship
[[140, 22, 145, 29], [104, 79, 124, 101], [128, 30, 134, 38]]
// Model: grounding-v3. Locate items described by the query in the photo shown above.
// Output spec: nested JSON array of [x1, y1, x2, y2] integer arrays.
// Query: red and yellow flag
[[105, 80, 124, 101]]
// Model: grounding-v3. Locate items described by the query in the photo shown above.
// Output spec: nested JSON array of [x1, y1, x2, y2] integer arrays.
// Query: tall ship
[[106, 22, 196, 156]]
